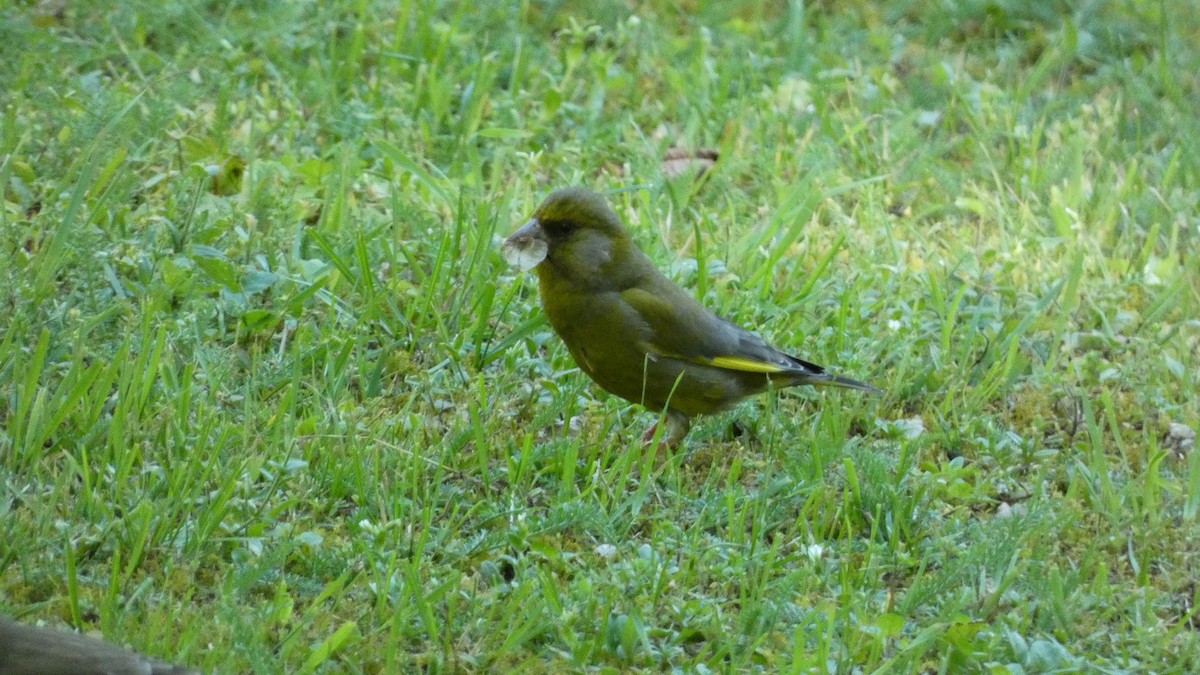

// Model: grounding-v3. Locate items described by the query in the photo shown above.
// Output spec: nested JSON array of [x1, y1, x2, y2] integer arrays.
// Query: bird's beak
[[501, 218, 549, 271]]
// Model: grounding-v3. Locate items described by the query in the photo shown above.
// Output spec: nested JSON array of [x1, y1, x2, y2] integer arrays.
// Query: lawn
[[2, 0, 1198, 672]]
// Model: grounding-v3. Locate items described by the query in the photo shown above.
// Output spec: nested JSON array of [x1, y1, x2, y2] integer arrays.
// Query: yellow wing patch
[[706, 356, 787, 373]]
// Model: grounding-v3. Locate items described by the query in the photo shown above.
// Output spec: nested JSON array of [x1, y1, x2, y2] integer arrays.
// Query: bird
[[502, 187, 879, 446], [0, 615, 197, 675]]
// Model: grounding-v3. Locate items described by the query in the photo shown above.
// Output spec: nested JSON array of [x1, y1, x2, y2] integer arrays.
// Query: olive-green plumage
[[504, 187, 878, 445]]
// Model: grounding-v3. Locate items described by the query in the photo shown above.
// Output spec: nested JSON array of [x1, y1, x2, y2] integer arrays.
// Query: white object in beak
[[501, 219, 549, 271]]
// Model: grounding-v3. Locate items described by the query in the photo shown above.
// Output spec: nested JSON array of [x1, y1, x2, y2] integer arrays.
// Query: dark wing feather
[[619, 284, 827, 380]]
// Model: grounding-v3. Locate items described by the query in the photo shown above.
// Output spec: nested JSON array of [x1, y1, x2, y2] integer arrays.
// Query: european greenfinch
[[0, 615, 196, 674], [503, 187, 879, 446]]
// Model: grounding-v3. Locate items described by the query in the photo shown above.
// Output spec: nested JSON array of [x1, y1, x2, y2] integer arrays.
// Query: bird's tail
[[814, 374, 882, 395]]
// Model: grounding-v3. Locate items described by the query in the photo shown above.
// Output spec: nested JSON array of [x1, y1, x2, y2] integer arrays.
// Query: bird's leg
[[664, 411, 691, 447], [643, 411, 691, 449]]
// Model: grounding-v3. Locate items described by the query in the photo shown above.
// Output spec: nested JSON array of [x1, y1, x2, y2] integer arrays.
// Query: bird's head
[[502, 187, 633, 288]]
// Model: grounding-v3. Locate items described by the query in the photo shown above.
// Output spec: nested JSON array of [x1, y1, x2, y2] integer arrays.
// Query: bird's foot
[[641, 421, 661, 445]]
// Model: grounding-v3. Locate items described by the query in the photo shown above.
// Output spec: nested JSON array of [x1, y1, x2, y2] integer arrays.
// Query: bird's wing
[[619, 286, 828, 379]]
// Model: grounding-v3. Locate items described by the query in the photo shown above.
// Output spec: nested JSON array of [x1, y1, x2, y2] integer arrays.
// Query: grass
[[1, 0, 1198, 671]]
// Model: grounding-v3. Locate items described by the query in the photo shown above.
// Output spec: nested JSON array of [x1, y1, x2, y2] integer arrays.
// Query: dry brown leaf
[[662, 147, 718, 179]]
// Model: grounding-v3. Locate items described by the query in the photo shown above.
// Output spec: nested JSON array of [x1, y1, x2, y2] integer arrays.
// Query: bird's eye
[[542, 219, 573, 236]]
